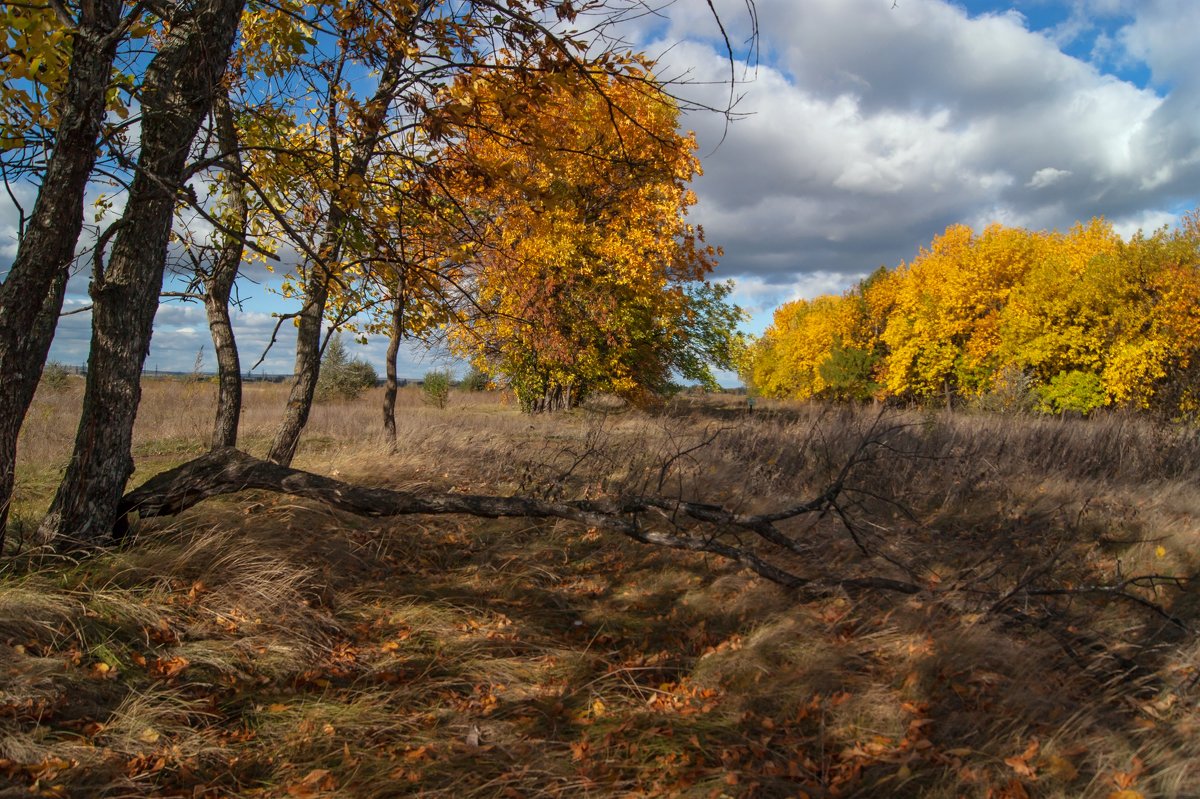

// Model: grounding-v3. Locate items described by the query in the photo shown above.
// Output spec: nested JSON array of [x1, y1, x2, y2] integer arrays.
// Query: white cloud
[[646, 0, 1197, 324], [9, 0, 1200, 373], [1027, 167, 1073, 188]]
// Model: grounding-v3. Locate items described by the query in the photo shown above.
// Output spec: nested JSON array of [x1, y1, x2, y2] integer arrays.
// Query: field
[[3, 379, 1199, 798]]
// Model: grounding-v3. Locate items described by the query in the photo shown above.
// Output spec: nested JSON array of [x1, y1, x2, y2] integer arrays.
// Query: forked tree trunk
[[206, 91, 246, 449], [37, 0, 245, 548], [0, 0, 123, 545], [266, 0, 437, 467], [267, 52, 416, 466]]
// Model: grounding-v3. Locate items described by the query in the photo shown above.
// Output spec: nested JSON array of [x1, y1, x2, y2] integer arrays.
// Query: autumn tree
[[0, 0, 131, 540], [440, 68, 736, 411], [878, 223, 1046, 407], [6, 0, 752, 549], [744, 269, 890, 402], [1000, 218, 1200, 414], [37, 0, 246, 545], [742, 214, 1200, 417]]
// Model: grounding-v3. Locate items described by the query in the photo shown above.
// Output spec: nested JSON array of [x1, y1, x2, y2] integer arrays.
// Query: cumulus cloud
[[649, 0, 1198, 317]]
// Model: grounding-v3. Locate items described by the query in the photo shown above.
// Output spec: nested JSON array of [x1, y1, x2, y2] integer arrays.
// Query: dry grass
[[2, 382, 1199, 797]]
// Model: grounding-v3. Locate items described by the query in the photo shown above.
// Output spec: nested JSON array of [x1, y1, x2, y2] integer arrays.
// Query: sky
[[4, 0, 1199, 378]]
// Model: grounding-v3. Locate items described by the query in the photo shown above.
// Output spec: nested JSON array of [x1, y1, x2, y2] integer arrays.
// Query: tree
[[315, 334, 377, 401], [0, 0, 128, 541], [879, 223, 1045, 406], [441, 68, 733, 411], [11, 0, 753, 548], [37, 0, 246, 546]]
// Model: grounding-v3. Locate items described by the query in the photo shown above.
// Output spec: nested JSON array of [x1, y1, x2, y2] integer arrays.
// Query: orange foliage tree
[[439, 67, 739, 411]]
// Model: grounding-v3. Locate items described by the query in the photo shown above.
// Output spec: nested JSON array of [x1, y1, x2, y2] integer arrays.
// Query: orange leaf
[[1005, 755, 1037, 779]]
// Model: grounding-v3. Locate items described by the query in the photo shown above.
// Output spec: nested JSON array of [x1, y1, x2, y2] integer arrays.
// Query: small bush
[[1037, 370, 1107, 416], [974, 364, 1036, 414], [315, 335, 378, 402], [460, 366, 489, 392], [422, 370, 452, 409], [40, 361, 72, 392]]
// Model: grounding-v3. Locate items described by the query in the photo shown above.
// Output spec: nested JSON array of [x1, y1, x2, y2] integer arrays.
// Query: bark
[[266, 272, 328, 465], [37, 0, 246, 548], [205, 91, 246, 449], [382, 292, 404, 450], [0, 0, 123, 543]]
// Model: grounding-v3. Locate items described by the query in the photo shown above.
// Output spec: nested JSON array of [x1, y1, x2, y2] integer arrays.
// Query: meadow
[[2, 378, 1198, 797]]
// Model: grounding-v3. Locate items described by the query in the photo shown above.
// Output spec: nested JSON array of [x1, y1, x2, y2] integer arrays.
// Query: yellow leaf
[[1155, 545, 1166, 558]]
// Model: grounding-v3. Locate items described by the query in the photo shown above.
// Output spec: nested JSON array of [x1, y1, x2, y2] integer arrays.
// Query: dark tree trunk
[[382, 286, 405, 450], [37, 0, 245, 548], [0, 0, 123, 544], [266, 273, 329, 465], [525, 382, 574, 413], [206, 91, 246, 449]]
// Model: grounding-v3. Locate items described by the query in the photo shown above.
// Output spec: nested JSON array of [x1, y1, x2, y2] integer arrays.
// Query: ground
[[2, 380, 1198, 797]]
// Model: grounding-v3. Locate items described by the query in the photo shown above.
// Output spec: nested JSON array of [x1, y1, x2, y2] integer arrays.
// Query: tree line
[[0, 0, 745, 550], [741, 215, 1200, 416]]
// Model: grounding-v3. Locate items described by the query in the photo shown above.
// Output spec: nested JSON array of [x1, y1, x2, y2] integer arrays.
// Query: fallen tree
[[116, 446, 920, 596]]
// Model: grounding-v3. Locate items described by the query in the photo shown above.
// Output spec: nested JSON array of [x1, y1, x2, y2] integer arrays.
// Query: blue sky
[[4, 0, 1198, 379]]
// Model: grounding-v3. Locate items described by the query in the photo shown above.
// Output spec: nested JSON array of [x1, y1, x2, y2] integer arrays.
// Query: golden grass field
[[3, 378, 1199, 797]]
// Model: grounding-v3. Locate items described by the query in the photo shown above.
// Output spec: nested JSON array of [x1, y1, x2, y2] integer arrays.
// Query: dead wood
[[116, 446, 921, 597]]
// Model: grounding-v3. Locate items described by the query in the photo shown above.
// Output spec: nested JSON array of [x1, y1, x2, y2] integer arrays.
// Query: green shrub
[[315, 335, 377, 401], [422, 370, 452, 409], [40, 361, 72, 392], [1037, 370, 1107, 416], [460, 366, 489, 392]]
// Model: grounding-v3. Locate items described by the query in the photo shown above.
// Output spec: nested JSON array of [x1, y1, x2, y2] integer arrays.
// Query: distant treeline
[[742, 212, 1200, 416], [52, 364, 427, 387]]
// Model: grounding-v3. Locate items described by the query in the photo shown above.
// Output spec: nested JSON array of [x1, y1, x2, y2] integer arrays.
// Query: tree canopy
[[743, 213, 1200, 416]]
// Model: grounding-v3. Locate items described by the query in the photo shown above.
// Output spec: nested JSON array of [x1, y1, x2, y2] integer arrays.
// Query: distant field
[[3, 380, 1198, 797]]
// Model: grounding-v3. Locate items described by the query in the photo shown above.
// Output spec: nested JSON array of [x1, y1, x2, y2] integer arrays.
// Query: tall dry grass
[[3, 381, 1200, 797]]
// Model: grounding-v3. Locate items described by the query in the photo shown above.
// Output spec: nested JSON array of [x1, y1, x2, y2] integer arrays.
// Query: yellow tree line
[[744, 213, 1200, 415]]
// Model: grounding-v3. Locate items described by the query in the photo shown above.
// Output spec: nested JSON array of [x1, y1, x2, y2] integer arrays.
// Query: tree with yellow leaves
[[440, 68, 738, 411]]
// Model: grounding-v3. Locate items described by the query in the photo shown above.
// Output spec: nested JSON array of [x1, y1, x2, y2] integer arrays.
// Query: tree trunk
[[205, 91, 246, 449], [382, 281, 406, 450], [382, 305, 402, 450], [0, 0, 123, 544], [267, 49, 414, 466], [266, 273, 329, 465], [37, 0, 245, 548]]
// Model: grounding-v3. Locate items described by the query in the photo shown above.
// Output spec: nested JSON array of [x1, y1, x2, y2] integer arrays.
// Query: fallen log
[[116, 446, 921, 596]]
